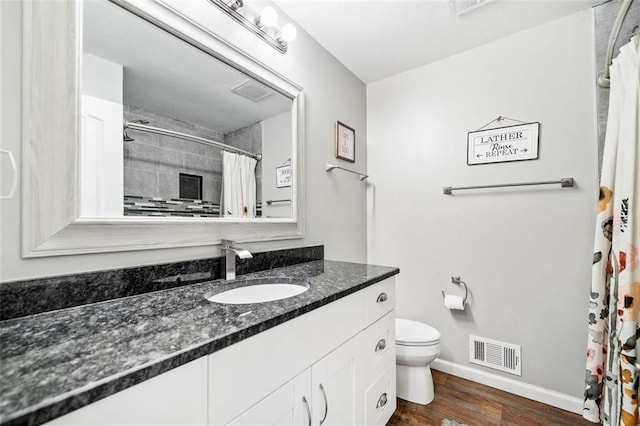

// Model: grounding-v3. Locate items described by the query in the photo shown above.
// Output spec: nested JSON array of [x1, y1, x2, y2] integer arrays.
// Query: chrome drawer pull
[[375, 338, 387, 352], [376, 392, 388, 409], [376, 292, 388, 303], [302, 396, 312, 426], [319, 383, 329, 425]]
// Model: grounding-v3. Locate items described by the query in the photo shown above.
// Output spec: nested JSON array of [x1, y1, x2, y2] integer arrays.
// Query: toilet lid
[[396, 318, 441, 345]]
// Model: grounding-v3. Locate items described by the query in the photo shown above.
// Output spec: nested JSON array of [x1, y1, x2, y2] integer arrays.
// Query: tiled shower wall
[[224, 123, 263, 198], [594, 0, 640, 173], [123, 105, 262, 202]]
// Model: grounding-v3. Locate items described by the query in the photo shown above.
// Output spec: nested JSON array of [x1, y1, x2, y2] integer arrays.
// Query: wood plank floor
[[387, 370, 595, 426]]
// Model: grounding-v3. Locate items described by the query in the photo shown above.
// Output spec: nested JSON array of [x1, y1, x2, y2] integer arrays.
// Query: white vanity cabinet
[[46, 357, 208, 425], [227, 338, 361, 426], [360, 281, 397, 426], [310, 335, 362, 425], [43, 277, 395, 426], [225, 370, 312, 426], [210, 277, 396, 426]]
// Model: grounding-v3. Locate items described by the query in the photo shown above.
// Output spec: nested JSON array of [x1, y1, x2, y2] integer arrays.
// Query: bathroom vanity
[[0, 260, 398, 425], [5, 0, 393, 422]]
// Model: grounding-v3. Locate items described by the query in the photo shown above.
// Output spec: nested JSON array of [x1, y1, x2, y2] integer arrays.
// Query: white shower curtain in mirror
[[583, 36, 639, 425], [222, 151, 257, 218]]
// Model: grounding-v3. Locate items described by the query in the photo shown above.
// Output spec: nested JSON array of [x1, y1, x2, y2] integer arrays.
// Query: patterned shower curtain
[[583, 36, 639, 424]]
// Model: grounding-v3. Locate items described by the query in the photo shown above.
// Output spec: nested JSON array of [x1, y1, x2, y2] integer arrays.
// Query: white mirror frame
[[22, 0, 305, 257]]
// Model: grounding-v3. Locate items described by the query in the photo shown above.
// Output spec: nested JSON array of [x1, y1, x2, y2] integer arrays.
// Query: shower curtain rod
[[123, 120, 262, 161], [598, 0, 636, 88], [443, 177, 574, 194]]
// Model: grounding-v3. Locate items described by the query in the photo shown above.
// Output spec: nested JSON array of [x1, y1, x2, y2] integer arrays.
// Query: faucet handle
[[220, 239, 235, 248]]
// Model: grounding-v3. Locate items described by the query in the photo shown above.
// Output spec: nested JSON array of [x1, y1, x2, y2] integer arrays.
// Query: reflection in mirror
[[81, 0, 294, 220]]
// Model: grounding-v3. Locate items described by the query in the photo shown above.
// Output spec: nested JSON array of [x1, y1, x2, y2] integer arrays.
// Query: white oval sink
[[206, 278, 310, 304]]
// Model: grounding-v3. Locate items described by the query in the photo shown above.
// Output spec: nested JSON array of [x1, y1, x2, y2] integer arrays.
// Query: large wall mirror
[[22, 0, 305, 257]]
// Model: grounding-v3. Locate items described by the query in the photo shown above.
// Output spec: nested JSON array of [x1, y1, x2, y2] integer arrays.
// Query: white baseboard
[[431, 359, 583, 415]]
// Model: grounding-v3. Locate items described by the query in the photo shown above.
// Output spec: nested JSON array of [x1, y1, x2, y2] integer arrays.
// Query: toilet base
[[396, 364, 434, 405]]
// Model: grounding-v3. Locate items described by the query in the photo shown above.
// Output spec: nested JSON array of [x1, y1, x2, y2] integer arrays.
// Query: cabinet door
[[311, 335, 363, 426], [209, 290, 364, 425], [231, 369, 312, 426]]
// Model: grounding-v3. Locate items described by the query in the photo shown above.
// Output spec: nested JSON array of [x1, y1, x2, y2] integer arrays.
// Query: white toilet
[[395, 318, 441, 404]]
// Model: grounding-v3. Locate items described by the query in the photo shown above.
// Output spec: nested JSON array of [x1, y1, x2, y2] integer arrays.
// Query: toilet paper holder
[[441, 276, 469, 305]]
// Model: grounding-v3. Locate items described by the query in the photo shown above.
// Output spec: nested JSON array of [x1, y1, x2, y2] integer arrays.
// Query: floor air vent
[[469, 335, 521, 376]]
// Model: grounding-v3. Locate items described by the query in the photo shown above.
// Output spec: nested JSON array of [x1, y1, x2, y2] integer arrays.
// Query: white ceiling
[[84, 0, 292, 133], [273, 0, 603, 84]]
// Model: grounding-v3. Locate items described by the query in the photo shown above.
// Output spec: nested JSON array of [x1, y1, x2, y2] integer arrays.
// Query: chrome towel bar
[[443, 177, 574, 194], [325, 163, 369, 181], [265, 199, 292, 205]]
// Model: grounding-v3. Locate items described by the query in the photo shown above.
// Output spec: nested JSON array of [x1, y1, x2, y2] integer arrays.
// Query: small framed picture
[[276, 165, 292, 188], [335, 121, 355, 163]]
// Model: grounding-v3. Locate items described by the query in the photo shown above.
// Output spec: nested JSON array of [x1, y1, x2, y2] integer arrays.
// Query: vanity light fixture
[[208, 0, 297, 53]]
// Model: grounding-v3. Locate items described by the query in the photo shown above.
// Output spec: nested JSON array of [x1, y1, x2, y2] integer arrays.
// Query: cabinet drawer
[[365, 365, 396, 426], [364, 278, 395, 326], [362, 310, 395, 383]]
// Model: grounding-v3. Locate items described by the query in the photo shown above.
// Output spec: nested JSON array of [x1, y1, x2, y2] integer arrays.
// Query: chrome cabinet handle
[[319, 383, 329, 425], [0, 150, 17, 200], [375, 338, 387, 352], [376, 292, 388, 303], [302, 396, 312, 426], [376, 392, 388, 409]]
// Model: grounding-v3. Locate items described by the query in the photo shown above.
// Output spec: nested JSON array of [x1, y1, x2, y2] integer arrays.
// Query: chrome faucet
[[220, 239, 253, 280]]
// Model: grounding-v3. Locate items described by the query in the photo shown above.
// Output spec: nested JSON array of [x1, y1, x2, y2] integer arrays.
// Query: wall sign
[[276, 165, 291, 188], [467, 122, 540, 165]]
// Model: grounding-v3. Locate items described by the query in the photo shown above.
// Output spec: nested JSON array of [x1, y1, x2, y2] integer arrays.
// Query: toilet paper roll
[[444, 294, 465, 310]]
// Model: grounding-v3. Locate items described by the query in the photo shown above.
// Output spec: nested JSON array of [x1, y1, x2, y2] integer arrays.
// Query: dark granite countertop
[[0, 260, 399, 426]]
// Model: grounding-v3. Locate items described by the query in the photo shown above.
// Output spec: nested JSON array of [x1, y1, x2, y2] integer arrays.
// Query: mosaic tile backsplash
[[123, 195, 263, 217]]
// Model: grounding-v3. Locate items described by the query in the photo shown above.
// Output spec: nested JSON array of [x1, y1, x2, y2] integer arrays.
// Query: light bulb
[[280, 23, 297, 42], [259, 7, 278, 27], [227, 0, 243, 11]]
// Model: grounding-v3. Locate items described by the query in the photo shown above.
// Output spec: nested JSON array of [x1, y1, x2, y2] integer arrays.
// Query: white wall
[[262, 112, 293, 218], [367, 9, 597, 399], [0, 0, 367, 281], [81, 54, 124, 217]]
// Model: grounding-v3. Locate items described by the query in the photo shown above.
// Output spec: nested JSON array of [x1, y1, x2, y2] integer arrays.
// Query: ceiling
[[273, 0, 603, 84], [83, 0, 292, 133]]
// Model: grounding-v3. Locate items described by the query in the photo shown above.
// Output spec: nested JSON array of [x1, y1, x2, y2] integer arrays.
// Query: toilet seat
[[396, 318, 441, 346]]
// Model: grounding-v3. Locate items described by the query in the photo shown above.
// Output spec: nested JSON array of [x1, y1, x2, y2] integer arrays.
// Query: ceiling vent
[[449, 0, 494, 16], [231, 80, 274, 102]]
